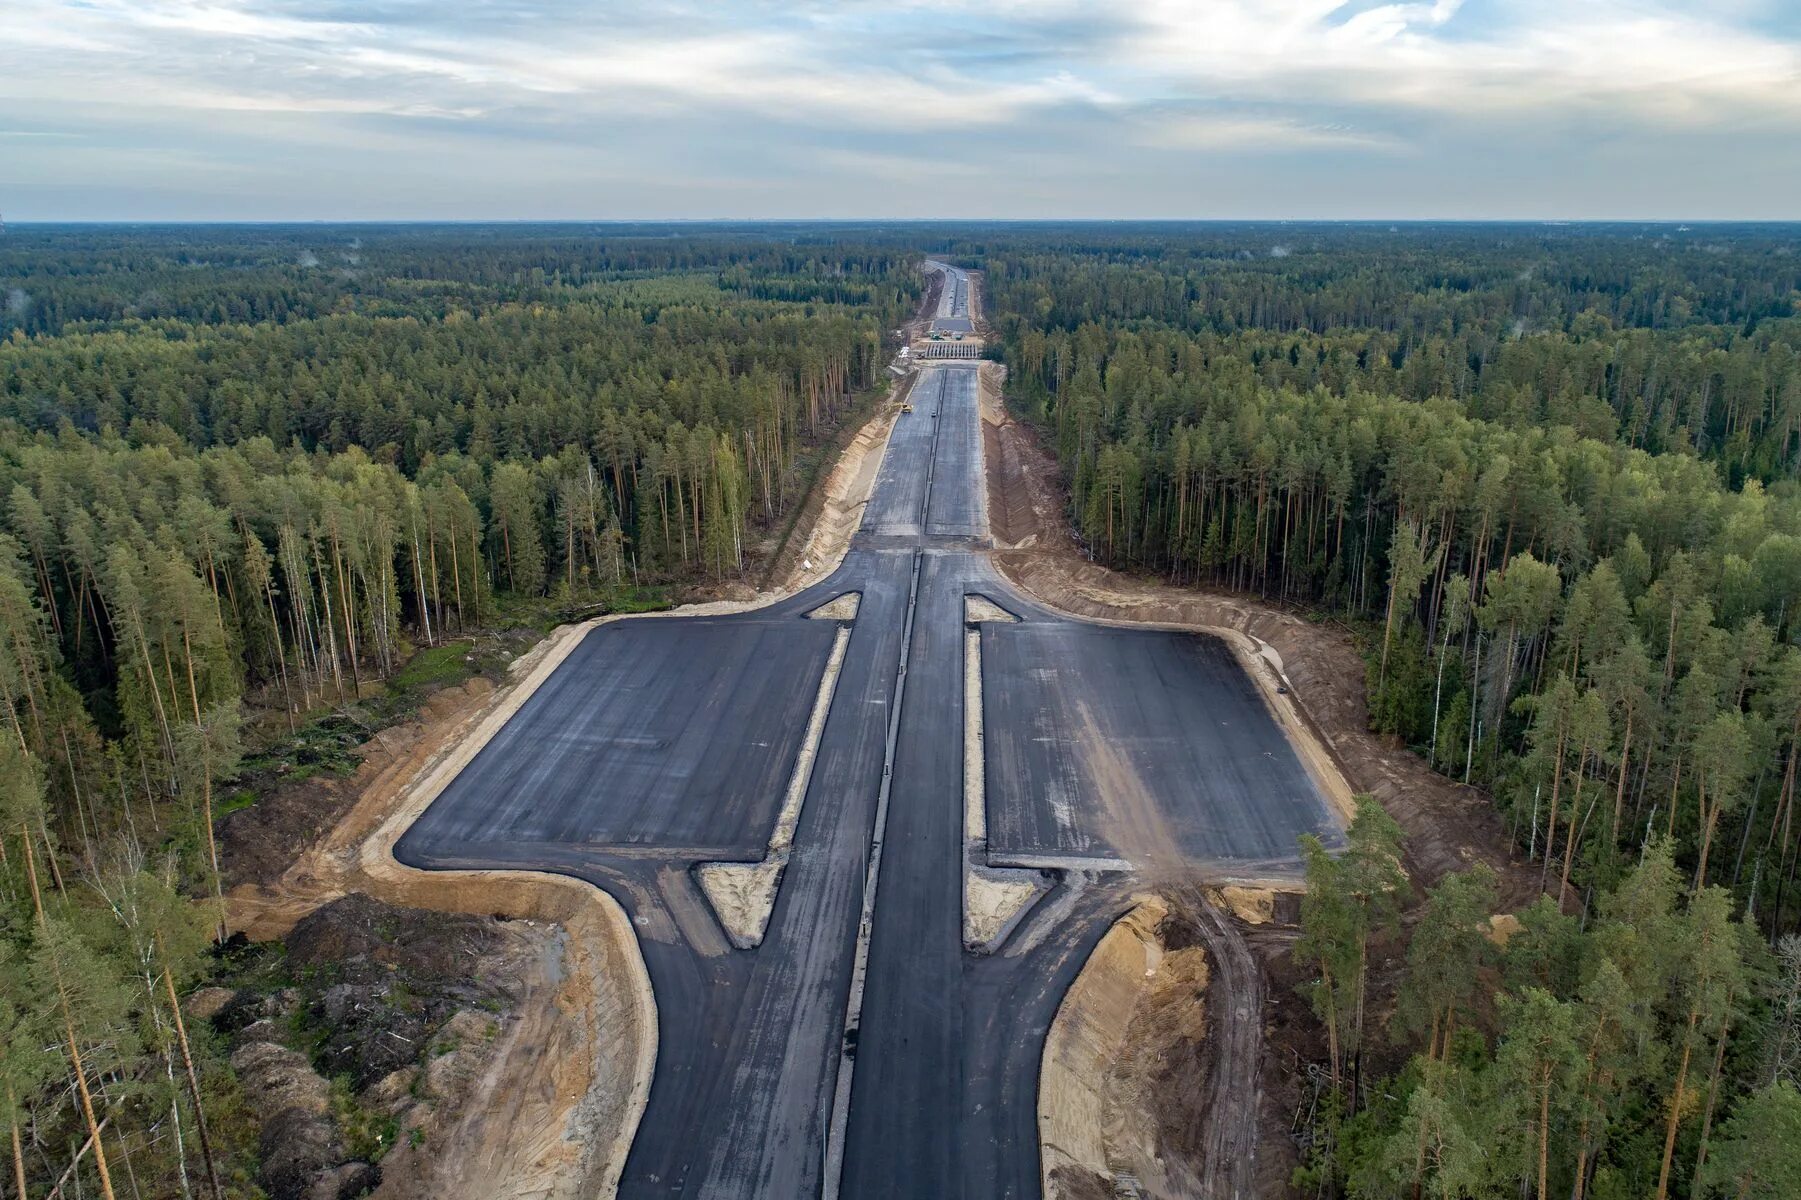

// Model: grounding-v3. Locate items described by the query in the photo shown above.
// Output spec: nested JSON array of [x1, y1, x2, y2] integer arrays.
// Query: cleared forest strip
[[761, 374, 914, 591]]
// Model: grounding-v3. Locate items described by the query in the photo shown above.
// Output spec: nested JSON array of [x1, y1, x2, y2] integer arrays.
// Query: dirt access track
[[225, 379, 909, 1200]]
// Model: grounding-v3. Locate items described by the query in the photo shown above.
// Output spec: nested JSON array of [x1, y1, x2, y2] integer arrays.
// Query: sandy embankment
[[1039, 898, 1219, 1199]]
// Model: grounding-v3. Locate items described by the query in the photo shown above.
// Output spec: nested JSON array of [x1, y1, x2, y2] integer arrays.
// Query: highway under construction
[[397, 263, 1345, 1198]]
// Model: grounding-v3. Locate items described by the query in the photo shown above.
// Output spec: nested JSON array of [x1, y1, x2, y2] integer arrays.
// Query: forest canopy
[[982, 221, 1801, 1199], [8, 219, 1801, 1198], [0, 223, 918, 1197]]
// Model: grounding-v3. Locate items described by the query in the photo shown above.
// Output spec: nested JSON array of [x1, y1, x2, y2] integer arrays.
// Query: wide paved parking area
[[980, 622, 1343, 870], [415, 616, 837, 854]]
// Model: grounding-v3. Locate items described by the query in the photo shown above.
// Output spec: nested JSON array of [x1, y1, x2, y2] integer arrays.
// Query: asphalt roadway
[[398, 286, 1344, 1198], [925, 259, 976, 334]]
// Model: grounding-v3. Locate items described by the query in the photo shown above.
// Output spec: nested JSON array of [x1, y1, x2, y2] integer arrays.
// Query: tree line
[[1298, 802, 1796, 1199], [0, 223, 919, 338], [988, 226, 1801, 1196]]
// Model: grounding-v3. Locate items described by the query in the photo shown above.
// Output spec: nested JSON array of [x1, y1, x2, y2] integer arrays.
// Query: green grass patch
[[332, 1074, 401, 1161], [482, 583, 676, 633], [217, 788, 257, 816], [236, 712, 368, 785], [599, 586, 674, 616], [388, 641, 479, 692], [208, 935, 293, 994]]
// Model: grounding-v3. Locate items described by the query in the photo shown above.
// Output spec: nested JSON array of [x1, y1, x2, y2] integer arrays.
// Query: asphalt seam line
[[823, 365, 947, 1199], [822, 546, 921, 1198]]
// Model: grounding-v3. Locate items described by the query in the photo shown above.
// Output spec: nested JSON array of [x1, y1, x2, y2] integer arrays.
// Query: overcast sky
[[2, 0, 1798, 221]]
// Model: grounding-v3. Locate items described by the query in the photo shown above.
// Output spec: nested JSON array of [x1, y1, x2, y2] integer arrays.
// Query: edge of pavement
[[381, 361, 916, 1192], [227, 363, 918, 1199], [973, 363, 1358, 829]]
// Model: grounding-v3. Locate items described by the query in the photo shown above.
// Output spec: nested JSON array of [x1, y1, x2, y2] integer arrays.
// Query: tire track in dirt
[[1183, 890, 1261, 1199], [1061, 698, 1264, 1196]]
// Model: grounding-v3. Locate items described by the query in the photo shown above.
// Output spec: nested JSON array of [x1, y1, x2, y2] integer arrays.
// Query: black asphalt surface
[[415, 618, 836, 853], [926, 260, 975, 335], [983, 623, 1345, 870], [397, 267, 1343, 1198]]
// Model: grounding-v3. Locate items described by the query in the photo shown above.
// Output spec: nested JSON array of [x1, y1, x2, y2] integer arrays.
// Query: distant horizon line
[[4, 216, 1800, 228]]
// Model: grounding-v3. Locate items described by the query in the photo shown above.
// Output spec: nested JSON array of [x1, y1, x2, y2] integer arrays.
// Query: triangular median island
[[807, 592, 861, 621], [696, 860, 785, 949], [961, 589, 1043, 952], [698, 595, 861, 950], [964, 594, 1018, 624], [964, 865, 1045, 951]]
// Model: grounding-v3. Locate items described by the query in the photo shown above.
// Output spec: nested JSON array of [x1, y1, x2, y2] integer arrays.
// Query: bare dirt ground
[[1041, 898, 1176, 1197], [900, 268, 945, 345], [224, 637, 656, 1200], [1040, 893, 1257, 1200], [766, 384, 909, 595], [983, 365, 1539, 1195], [967, 270, 991, 339]]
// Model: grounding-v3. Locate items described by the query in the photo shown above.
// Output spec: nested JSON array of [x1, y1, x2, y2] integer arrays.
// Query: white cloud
[[1119, 0, 1801, 124], [6, 1, 1794, 131], [0, 1, 1115, 131], [0, 0, 1797, 217], [1130, 111, 1400, 152]]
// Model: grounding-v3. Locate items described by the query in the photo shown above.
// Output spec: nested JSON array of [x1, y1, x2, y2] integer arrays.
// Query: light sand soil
[[1040, 895, 1248, 1200], [967, 270, 991, 339], [370, 924, 587, 1200], [1041, 898, 1172, 1196], [1208, 885, 1278, 925], [225, 375, 912, 1200], [964, 868, 1044, 948], [901, 267, 945, 345], [694, 861, 784, 949], [768, 385, 908, 594]]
